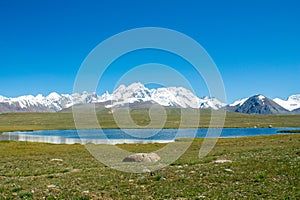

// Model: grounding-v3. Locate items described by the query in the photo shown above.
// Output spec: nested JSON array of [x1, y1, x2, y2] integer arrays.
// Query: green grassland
[[0, 108, 300, 133], [0, 134, 299, 199], [0, 110, 299, 199]]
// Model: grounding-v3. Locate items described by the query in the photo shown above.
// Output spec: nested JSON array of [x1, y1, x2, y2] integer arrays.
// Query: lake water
[[1, 127, 299, 144]]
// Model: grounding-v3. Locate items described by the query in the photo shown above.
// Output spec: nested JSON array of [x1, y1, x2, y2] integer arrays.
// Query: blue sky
[[0, 0, 299, 103]]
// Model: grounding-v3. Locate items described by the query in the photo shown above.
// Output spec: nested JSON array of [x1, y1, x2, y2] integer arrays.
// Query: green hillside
[[0, 108, 300, 133]]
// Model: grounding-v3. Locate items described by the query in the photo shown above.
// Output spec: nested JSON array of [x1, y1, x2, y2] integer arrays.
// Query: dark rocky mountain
[[226, 94, 290, 114]]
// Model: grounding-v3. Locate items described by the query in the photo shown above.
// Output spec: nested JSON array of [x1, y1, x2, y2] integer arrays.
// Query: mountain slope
[[292, 107, 300, 114]]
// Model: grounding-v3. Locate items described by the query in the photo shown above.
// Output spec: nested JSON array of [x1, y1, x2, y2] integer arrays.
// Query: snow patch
[[257, 95, 265, 101]]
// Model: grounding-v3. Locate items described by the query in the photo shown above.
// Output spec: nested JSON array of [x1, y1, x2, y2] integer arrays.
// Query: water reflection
[[1, 127, 299, 144]]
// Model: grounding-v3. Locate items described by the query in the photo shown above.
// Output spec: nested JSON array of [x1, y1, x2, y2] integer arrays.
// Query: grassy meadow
[[1, 108, 300, 133], [0, 134, 299, 199], [0, 109, 299, 199]]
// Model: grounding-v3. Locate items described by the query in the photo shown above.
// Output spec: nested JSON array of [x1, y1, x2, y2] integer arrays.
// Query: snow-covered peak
[[36, 94, 44, 100], [150, 86, 200, 108], [126, 82, 147, 90], [273, 94, 300, 111], [257, 94, 266, 101], [288, 94, 300, 102], [258, 94, 266, 101], [0, 95, 5, 102], [99, 91, 112, 102], [47, 92, 61, 100], [229, 97, 248, 107], [112, 82, 152, 102], [255, 94, 266, 105]]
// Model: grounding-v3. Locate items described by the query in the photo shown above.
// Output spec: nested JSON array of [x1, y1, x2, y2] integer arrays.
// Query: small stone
[[47, 184, 57, 188], [71, 169, 81, 173], [137, 175, 146, 180], [214, 159, 232, 164], [123, 153, 160, 162], [224, 168, 234, 172], [142, 168, 151, 173], [50, 158, 63, 162]]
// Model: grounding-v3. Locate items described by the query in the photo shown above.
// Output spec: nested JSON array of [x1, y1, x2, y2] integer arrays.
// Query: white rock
[[47, 184, 57, 188], [214, 159, 232, 164], [50, 158, 63, 162], [123, 153, 160, 162], [224, 168, 234, 172]]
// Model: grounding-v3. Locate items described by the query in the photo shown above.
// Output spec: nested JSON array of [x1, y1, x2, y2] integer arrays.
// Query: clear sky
[[0, 0, 299, 103]]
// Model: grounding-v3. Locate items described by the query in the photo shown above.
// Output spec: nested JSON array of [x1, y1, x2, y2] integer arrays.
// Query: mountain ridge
[[0, 82, 299, 114]]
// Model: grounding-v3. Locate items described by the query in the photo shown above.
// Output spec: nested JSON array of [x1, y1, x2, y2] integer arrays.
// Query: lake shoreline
[[2, 127, 300, 145]]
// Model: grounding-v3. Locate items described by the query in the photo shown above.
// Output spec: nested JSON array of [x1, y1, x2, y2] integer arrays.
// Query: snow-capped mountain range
[[0, 82, 225, 113], [0, 82, 299, 114]]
